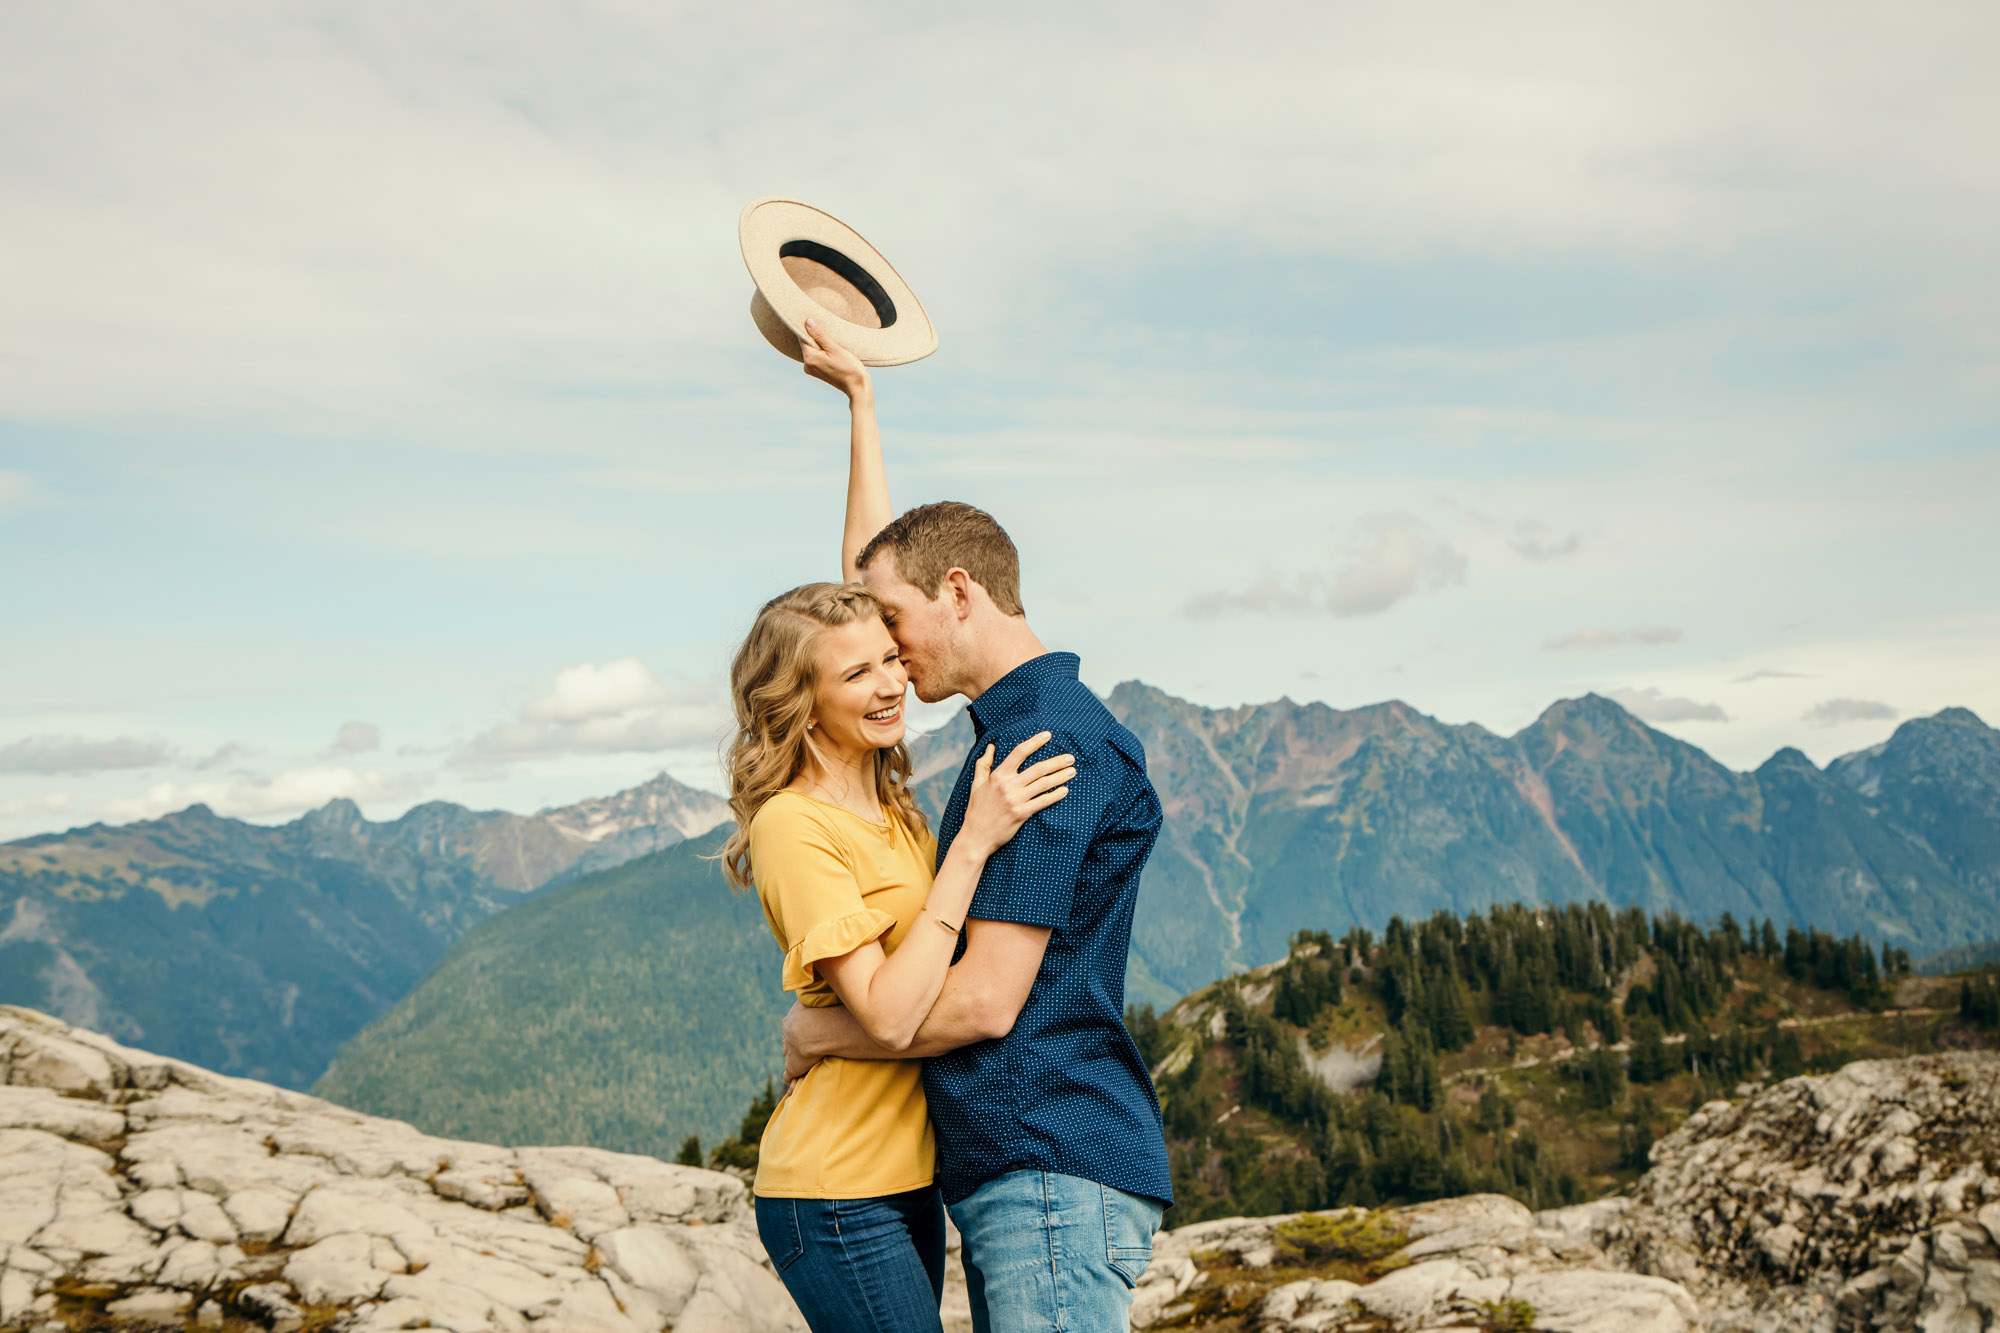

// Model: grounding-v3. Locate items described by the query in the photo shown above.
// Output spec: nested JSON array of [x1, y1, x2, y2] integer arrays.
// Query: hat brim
[[740, 198, 938, 367]]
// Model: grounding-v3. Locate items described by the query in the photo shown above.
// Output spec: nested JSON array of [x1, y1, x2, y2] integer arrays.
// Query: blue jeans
[[755, 1188, 947, 1333], [950, 1171, 1164, 1333]]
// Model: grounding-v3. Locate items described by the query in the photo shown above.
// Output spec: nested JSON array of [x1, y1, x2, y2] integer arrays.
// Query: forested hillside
[[313, 828, 787, 1154], [1129, 903, 1991, 1223]]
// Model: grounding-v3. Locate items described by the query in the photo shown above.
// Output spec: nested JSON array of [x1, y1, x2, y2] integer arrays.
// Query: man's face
[[861, 553, 961, 704]]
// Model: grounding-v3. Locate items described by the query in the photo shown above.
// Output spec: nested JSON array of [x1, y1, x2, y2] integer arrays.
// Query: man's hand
[[782, 1001, 825, 1082], [801, 319, 871, 402]]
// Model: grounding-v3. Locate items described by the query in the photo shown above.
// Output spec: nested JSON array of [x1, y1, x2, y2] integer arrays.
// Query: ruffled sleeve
[[749, 794, 902, 996], [782, 908, 898, 992]]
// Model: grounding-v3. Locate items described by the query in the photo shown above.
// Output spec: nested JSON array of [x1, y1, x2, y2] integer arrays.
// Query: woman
[[721, 321, 1074, 1333]]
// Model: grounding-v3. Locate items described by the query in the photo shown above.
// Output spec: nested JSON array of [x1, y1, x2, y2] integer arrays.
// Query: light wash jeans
[[949, 1170, 1164, 1333]]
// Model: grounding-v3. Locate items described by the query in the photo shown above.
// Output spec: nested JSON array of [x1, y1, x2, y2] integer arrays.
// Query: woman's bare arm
[[800, 320, 892, 583], [810, 737, 1072, 1051]]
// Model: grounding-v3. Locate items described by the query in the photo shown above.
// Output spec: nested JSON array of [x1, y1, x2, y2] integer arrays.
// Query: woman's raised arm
[[800, 319, 892, 583]]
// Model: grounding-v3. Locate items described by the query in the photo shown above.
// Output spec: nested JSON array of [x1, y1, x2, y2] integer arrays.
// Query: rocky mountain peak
[[1756, 746, 1820, 774], [1535, 692, 1638, 729], [157, 803, 225, 828], [1932, 705, 1989, 728], [1874, 705, 1998, 764], [298, 797, 367, 836], [1826, 705, 2000, 893], [538, 771, 729, 845]]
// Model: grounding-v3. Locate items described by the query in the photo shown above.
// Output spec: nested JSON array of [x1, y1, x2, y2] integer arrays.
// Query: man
[[783, 499, 1172, 1332]]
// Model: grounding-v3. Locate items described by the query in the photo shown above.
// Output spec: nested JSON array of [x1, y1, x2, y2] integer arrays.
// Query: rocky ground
[[0, 1007, 803, 1332], [1597, 1051, 2000, 1332], [1129, 1195, 1700, 1332], [6, 1006, 1998, 1331]]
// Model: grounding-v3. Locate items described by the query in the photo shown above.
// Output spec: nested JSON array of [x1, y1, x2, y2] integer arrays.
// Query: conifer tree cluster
[[1962, 975, 2000, 1032], [703, 1078, 779, 1171], [1132, 903, 1920, 1223]]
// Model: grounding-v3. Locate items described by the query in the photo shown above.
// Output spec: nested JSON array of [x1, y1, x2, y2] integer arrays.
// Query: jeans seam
[[1099, 1181, 1119, 1281], [1045, 1171, 1066, 1333], [830, 1198, 897, 1331], [1100, 1182, 1156, 1285]]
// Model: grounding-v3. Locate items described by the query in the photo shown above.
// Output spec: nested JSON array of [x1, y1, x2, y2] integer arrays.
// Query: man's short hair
[[856, 501, 1025, 616]]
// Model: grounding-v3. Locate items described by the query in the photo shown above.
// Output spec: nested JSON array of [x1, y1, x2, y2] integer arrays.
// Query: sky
[[2, 1, 1997, 838]]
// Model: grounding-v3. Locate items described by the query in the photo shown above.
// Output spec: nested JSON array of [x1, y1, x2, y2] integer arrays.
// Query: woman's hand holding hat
[[801, 319, 871, 402]]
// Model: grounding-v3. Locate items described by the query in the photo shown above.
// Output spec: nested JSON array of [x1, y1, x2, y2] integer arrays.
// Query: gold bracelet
[[933, 912, 963, 934]]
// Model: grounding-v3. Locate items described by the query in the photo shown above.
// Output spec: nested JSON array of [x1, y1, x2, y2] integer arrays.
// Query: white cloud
[[98, 766, 417, 824], [1544, 626, 1683, 651], [1804, 697, 1898, 727], [0, 793, 72, 819], [523, 660, 664, 724], [1736, 668, 1812, 683], [192, 742, 254, 771], [330, 721, 380, 755], [0, 734, 175, 775], [1609, 686, 1730, 724], [1509, 521, 1583, 562], [457, 659, 726, 764], [1186, 513, 1465, 619], [1327, 515, 1469, 617]]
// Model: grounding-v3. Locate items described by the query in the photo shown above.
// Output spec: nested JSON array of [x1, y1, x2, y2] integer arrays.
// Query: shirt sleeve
[[749, 799, 897, 992], [965, 730, 1112, 931]]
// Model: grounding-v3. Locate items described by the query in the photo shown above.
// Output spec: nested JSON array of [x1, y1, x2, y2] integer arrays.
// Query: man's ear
[[943, 568, 977, 620]]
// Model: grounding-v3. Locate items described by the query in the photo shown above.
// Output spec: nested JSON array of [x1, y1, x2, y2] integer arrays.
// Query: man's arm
[[784, 917, 1051, 1074]]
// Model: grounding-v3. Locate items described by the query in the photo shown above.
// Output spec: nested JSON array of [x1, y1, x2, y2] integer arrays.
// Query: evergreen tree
[[1572, 1045, 1625, 1111], [1960, 975, 2000, 1031], [1125, 1003, 1171, 1066], [1620, 1091, 1658, 1169], [1770, 1027, 1806, 1080], [1628, 1014, 1676, 1084]]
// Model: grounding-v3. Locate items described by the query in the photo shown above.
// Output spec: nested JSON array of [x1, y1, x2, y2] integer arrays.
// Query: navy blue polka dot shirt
[[923, 652, 1173, 1208]]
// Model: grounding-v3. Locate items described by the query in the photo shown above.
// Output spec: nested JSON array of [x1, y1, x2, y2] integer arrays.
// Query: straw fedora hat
[[739, 198, 937, 367]]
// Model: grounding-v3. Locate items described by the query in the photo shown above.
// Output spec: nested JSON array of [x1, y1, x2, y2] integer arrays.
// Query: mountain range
[[0, 772, 726, 1087], [3, 684, 1995, 1125], [1058, 688, 2000, 1004], [313, 690, 1998, 1147]]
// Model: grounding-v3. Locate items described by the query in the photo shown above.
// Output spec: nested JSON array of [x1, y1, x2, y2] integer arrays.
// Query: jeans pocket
[[756, 1197, 807, 1271], [1101, 1184, 1160, 1288]]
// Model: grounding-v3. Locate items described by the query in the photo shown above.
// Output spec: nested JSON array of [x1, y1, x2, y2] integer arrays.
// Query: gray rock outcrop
[[1591, 1051, 2000, 1332], [0, 1006, 804, 1332], [1131, 1195, 1700, 1332]]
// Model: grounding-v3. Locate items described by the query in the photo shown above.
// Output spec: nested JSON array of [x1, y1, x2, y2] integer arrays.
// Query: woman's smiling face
[[810, 614, 909, 757]]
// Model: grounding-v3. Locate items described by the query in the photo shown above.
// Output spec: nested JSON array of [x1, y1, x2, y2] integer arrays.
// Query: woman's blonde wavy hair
[[718, 582, 928, 892]]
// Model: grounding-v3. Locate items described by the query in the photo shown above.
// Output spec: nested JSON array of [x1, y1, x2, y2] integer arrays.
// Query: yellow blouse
[[748, 790, 939, 1199]]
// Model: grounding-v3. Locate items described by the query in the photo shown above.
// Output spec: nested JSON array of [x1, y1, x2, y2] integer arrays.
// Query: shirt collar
[[967, 652, 1081, 737]]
